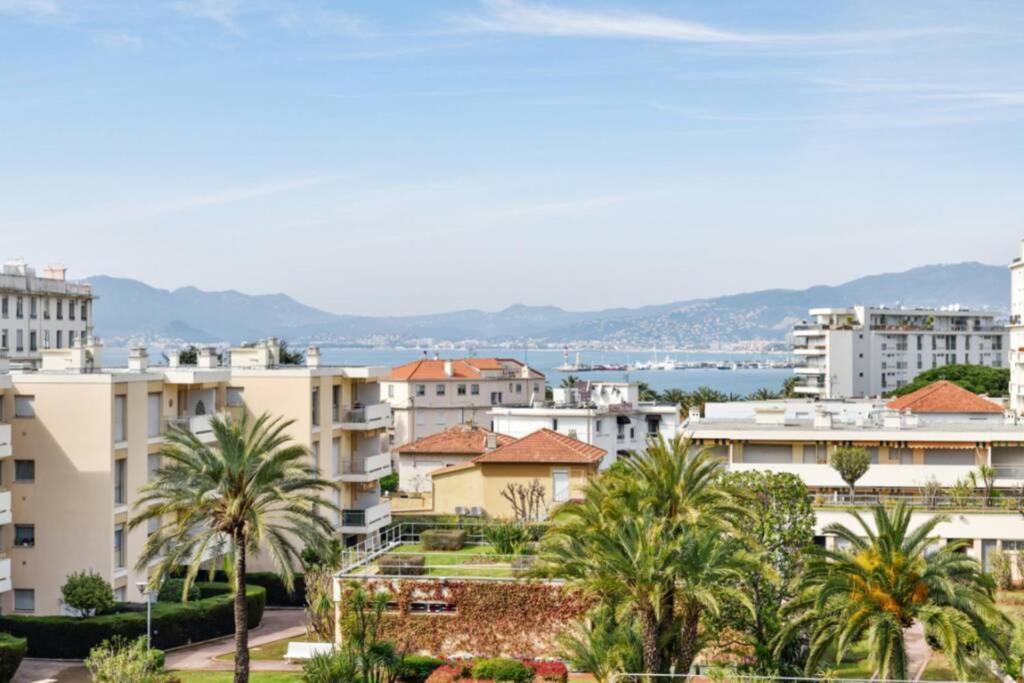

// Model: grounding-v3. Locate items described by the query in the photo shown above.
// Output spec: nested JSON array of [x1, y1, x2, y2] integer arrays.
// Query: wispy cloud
[[175, 0, 240, 31], [457, 0, 956, 46], [93, 31, 144, 49], [0, 0, 59, 16]]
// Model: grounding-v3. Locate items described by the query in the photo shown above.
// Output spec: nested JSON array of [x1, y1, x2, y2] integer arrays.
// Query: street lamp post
[[136, 582, 154, 649]]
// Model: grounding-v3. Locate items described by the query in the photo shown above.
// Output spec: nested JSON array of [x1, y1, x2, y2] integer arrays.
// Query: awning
[[909, 441, 978, 449], [616, 415, 632, 425]]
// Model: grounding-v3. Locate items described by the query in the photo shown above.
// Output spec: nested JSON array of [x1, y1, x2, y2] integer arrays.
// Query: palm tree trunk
[[233, 530, 250, 683], [639, 607, 661, 674], [676, 602, 701, 674]]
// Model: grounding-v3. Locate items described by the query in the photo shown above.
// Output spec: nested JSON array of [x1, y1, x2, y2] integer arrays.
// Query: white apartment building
[[0, 260, 94, 367], [488, 380, 680, 469], [0, 337, 391, 616], [1009, 239, 1024, 414], [685, 383, 1024, 568], [382, 357, 545, 448], [792, 305, 1007, 398]]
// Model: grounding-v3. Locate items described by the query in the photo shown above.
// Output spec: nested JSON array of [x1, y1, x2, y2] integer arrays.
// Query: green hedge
[[0, 584, 265, 659], [190, 571, 305, 607], [0, 633, 26, 683]]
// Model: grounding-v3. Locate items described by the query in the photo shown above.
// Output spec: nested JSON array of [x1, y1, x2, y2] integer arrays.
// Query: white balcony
[[0, 424, 10, 458], [0, 490, 10, 526], [0, 556, 10, 594], [339, 501, 392, 535], [337, 403, 391, 431], [793, 385, 824, 395], [164, 414, 219, 443], [793, 366, 825, 375], [793, 347, 826, 356], [728, 462, 977, 488], [339, 452, 393, 483]]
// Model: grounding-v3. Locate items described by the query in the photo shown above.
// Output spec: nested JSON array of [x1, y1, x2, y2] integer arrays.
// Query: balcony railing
[[340, 501, 392, 532], [340, 403, 391, 426], [164, 414, 216, 439], [812, 491, 1022, 512]]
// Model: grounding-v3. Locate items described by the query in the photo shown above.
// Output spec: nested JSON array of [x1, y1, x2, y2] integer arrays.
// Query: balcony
[[793, 385, 824, 395], [337, 403, 391, 431], [0, 556, 10, 594], [0, 424, 10, 458], [793, 346, 826, 356], [339, 501, 392, 535], [0, 489, 10, 526], [339, 452, 393, 483], [164, 414, 218, 443], [729, 462, 977, 488], [793, 366, 825, 375]]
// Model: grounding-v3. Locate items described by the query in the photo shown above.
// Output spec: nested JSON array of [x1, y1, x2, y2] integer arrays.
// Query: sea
[[103, 346, 795, 396]]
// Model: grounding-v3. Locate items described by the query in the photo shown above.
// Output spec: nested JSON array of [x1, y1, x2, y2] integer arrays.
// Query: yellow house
[[430, 428, 605, 518]]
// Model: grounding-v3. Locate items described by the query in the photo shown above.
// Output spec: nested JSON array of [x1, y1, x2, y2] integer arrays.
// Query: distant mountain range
[[85, 262, 1010, 348]]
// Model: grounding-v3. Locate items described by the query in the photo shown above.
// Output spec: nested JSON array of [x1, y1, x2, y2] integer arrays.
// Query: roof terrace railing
[[811, 491, 1023, 512]]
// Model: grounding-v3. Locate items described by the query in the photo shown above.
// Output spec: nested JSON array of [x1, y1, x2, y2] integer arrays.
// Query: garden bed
[[362, 544, 523, 579]]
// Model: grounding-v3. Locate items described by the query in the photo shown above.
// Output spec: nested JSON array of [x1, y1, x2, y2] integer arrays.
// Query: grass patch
[[169, 672, 303, 683], [919, 653, 1001, 682], [213, 636, 312, 662], [368, 543, 518, 578]]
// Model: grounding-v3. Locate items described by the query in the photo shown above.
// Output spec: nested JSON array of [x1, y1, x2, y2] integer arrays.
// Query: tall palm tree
[[131, 413, 338, 683], [660, 388, 691, 410], [687, 386, 727, 417], [560, 375, 580, 389], [747, 387, 780, 401], [540, 436, 750, 674], [778, 503, 1010, 681]]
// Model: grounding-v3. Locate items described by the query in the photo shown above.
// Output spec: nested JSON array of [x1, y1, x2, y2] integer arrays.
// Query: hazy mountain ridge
[[86, 262, 1009, 347]]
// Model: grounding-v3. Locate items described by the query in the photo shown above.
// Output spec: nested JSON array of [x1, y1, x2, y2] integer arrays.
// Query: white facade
[[1009, 239, 1024, 414], [793, 305, 1007, 398], [0, 260, 95, 368], [489, 381, 680, 468]]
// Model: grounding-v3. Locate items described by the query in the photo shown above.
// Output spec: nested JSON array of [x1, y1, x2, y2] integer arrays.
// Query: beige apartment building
[[0, 338, 391, 616], [382, 357, 545, 449], [0, 260, 94, 367]]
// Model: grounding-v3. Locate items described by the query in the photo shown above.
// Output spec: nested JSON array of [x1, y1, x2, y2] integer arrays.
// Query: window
[[42, 330, 49, 349], [552, 471, 570, 503], [29, 331, 36, 352], [42, 298, 49, 320], [311, 388, 320, 427], [311, 442, 320, 470], [457, 384, 467, 396], [114, 395, 126, 442], [68, 330, 76, 347], [1003, 540, 1024, 551], [415, 384, 426, 397], [14, 396, 34, 418], [14, 460, 34, 482], [551, 418, 559, 431], [533, 383, 540, 394], [56, 300, 63, 320], [435, 384, 446, 396], [387, 384, 395, 399], [490, 391, 502, 405], [114, 524, 125, 569], [595, 419, 603, 434], [1, 330, 6, 350], [15, 297, 23, 319], [332, 438, 341, 476], [471, 384, 480, 395], [14, 589, 34, 612], [332, 385, 341, 422], [68, 300, 76, 320], [226, 387, 245, 407], [55, 330, 62, 349], [114, 586, 126, 602], [147, 393, 161, 437], [515, 383, 523, 393], [114, 459, 126, 506], [0, 297, 6, 318], [29, 298, 36, 319], [148, 453, 161, 481], [14, 525, 35, 548], [15, 330, 23, 352], [81, 302, 87, 321]]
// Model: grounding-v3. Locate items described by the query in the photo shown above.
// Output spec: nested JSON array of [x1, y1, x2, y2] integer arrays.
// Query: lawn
[[169, 672, 302, 683], [214, 636, 312, 662], [919, 652, 1001, 682], [367, 543, 522, 578]]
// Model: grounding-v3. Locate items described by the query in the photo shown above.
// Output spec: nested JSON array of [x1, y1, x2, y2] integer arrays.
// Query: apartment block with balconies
[[792, 305, 1007, 399]]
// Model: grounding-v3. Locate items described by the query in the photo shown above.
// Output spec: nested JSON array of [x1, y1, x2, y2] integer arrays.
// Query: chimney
[[168, 351, 181, 368], [128, 346, 149, 372], [444, 360, 453, 377], [306, 346, 321, 368], [485, 432, 498, 451], [197, 346, 217, 369]]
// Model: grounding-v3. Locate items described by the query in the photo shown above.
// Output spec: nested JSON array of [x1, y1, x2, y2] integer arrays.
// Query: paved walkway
[[906, 621, 932, 681], [165, 607, 308, 672]]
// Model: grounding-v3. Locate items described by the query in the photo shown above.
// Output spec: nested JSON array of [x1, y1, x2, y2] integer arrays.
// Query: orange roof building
[[886, 381, 1004, 414], [395, 424, 515, 492]]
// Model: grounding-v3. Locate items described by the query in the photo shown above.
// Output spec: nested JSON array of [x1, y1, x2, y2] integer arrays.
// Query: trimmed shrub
[[0, 633, 26, 683], [0, 584, 265, 659], [399, 654, 445, 683], [62, 570, 116, 617], [421, 529, 467, 551], [471, 657, 533, 683], [526, 661, 567, 683], [379, 554, 427, 577], [187, 570, 305, 606], [157, 578, 201, 603]]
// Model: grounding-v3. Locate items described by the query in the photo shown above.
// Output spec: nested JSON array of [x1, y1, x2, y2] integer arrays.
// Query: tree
[[558, 604, 644, 682], [540, 436, 751, 673], [500, 479, 547, 521], [976, 464, 997, 507], [830, 446, 870, 499], [62, 570, 115, 617], [85, 636, 165, 683], [636, 382, 659, 402], [379, 472, 398, 495], [660, 389, 691, 410], [708, 471, 816, 674], [688, 386, 727, 417], [747, 387, 781, 401], [887, 365, 1009, 398], [779, 503, 1011, 681], [560, 375, 580, 389], [277, 340, 305, 365], [781, 376, 800, 398], [131, 412, 337, 683]]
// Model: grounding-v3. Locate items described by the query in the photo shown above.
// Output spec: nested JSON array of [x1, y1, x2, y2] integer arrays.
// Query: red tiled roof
[[886, 380, 1003, 414], [396, 425, 516, 455], [388, 357, 544, 381], [474, 428, 605, 465]]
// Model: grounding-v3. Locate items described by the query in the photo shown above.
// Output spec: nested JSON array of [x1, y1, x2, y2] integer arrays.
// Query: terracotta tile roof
[[430, 460, 479, 476], [388, 357, 544, 381], [474, 428, 606, 465], [396, 425, 516, 455], [886, 380, 1004, 414]]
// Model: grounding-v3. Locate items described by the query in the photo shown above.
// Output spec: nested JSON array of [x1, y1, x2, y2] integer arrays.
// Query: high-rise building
[[1009, 240, 1024, 414], [792, 306, 1007, 398]]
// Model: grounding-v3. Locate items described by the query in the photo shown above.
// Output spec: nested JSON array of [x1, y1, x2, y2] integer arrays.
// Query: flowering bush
[[422, 659, 569, 683], [526, 661, 568, 683]]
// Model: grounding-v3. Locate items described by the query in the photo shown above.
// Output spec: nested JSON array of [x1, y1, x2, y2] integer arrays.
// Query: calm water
[[103, 346, 795, 396]]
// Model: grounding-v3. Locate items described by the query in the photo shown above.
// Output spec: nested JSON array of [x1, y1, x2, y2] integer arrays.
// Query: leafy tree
[[708, 471, 816, 674], [560, 375, 580, 389], [277, 340, 304, 365], [830, 446, 870, 499], [340, 584, 404, 683], [660, 389, 690, 410], [131, 412, 337, 683], [779, 503, 1011, 681], [540, 436, 751, 673], [558, 605, 644, 683], [688, 386, 728, 417], [379, 472, 399, 494], [636, 381, 659, 402], [85, 636, 165, 683], [62, 570, 115, 617], [976, 464, 997, 507], [887, 365, 1009, 398]]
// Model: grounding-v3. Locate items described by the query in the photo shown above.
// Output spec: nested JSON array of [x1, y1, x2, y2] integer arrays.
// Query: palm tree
[[560, 375, 580, 389], [781, 376, 800, 398], [779, 503, 1011, 681], [636, 381, 659, 402], [660, 388, 691, 410], [540, 436, 750, 673], [747, 387, 780, 401], [131, 413, 338, 683], [687, 386, 727, 417]]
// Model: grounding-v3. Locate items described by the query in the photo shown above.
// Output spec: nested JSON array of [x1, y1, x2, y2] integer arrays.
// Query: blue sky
[[2, 1, 1023, 315]]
